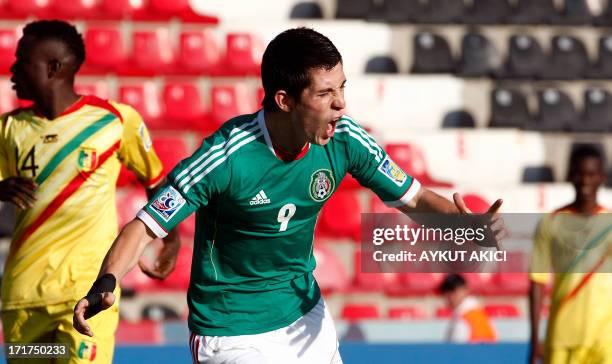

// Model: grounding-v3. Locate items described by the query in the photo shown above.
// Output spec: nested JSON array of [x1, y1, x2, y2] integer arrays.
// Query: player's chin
[[14, 87, 31, 101]]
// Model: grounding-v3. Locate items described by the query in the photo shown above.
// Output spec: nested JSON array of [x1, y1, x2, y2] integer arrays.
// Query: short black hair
[[438, 274, 467, 294], [22, 20, 85, 71], [568, 143, 605, 178], [261, 27, 342, 112]]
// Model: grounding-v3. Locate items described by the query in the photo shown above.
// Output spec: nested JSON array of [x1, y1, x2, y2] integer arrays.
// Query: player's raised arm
[[396, 189, 506, 243], [396, 188, 502, 215], [73, 218, 157, 337]]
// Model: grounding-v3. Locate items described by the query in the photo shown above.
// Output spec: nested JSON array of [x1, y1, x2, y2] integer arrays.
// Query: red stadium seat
[[393, 273, 444, 295], [368, 193, 398, 214], [151, 135, 189, 171], [341, 304, 381, 321], [149, 0, 190, 13], [177, 29, 221, 75], [136, 0, 218, 22], [122, 29, 175, 76], [52, 0, 101, 19], [484, 304, 520, 318], [162, 82, 208, 130], [116, 165, 137, 187], [462, 193, 491, 213], [385, 143, 453, 188], [115, 320, 163, 344], [0, 28, 19, 74], [352, 251, 399, 291], [119, 83, 164, 129], [222, 33, 262, 76], [493, 273, 529, 295], [98, 0, 146, 19], [122, 244, 192, 292], [316, 190, 361, 241], [491, 251, 529, 295], [210, 84, 257, 129], [121, 264, 157, 292], [313, 244, 350, 293], [75, 80, 110, 99], [435, 307, 453, 318], [463, 272, 495, 295], [388, 306, 428, 320], [117, 135, 186, 187], [4, 0, 50, 18], [82, 27, 126, 74], [340, 176, 363, 191], [155, 245, 192, 291], [116, 187, 148, 228]]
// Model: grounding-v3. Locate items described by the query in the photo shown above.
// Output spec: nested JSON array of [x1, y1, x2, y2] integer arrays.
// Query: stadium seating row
[[0, 80, 261, 132], [316, 247, 530, 297], [412, 31, 612, 80], [336, 0, 612, 26], [491, 87, 612, 131], [0, 0, 217, 22], [0, 27, 262, 77], [6, 23, 612, 80]]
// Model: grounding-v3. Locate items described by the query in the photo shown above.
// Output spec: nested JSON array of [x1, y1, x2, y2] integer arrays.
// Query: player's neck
[[570, 198, 600, 214], [34, 87, 80, 120], [264, 111, 308, 155]]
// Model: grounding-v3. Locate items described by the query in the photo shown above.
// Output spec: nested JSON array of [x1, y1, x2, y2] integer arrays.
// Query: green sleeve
[[337, 116, 420, 207], [137, 131, 231, 236]]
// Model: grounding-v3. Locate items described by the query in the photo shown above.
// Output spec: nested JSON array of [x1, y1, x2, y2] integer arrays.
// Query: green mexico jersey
[[137, 110, 421, 336]]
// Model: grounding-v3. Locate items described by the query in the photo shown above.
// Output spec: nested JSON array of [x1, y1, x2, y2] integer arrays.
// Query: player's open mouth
[[327, 119, 338, 138]]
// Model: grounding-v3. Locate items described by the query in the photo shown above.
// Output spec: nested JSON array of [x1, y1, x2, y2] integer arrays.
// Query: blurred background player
[[73, 27, 504, 364], [0, 20, 180, 363], [529, 144, 611, 364], [438, 273, 497, 343]]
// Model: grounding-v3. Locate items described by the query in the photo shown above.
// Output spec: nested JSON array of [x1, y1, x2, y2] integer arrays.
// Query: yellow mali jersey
[[0, 95, 164, 310], [530, 206, 612, 348]]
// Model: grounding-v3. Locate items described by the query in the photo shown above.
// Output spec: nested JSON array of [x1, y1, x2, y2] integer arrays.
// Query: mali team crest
[[309, 169, 335, 202], [77, 147, 98, 173]]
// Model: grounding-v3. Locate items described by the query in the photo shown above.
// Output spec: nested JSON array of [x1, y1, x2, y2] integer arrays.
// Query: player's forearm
[[98, 218, 156, 281], [398, 188, 458, 214], [528, 281, 545, 347]]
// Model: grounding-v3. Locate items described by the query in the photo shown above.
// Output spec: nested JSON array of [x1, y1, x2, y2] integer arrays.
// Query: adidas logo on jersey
[[250, 190, 271, 205]]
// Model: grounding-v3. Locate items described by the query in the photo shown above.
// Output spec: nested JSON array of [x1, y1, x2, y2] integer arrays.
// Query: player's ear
[[274, 90, 294, 112], [47, 58, 61, 79]]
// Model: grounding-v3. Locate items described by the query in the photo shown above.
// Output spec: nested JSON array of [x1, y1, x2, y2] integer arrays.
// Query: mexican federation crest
[[309, 169, 335, 202]]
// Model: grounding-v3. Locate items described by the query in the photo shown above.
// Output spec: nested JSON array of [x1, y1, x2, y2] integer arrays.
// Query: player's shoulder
[[80, 96, 131, 122], [552, 204, 576, 215], [206, 112, 261, 145], [332, 115, 371, 143], [0, 106, 35, 134]]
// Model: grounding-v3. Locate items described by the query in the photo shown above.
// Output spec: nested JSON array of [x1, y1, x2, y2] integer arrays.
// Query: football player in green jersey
[[74, 27, 503, 364]]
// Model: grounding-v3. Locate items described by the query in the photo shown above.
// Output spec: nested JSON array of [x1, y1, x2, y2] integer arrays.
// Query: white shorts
[[188, 298, 342, 364]]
